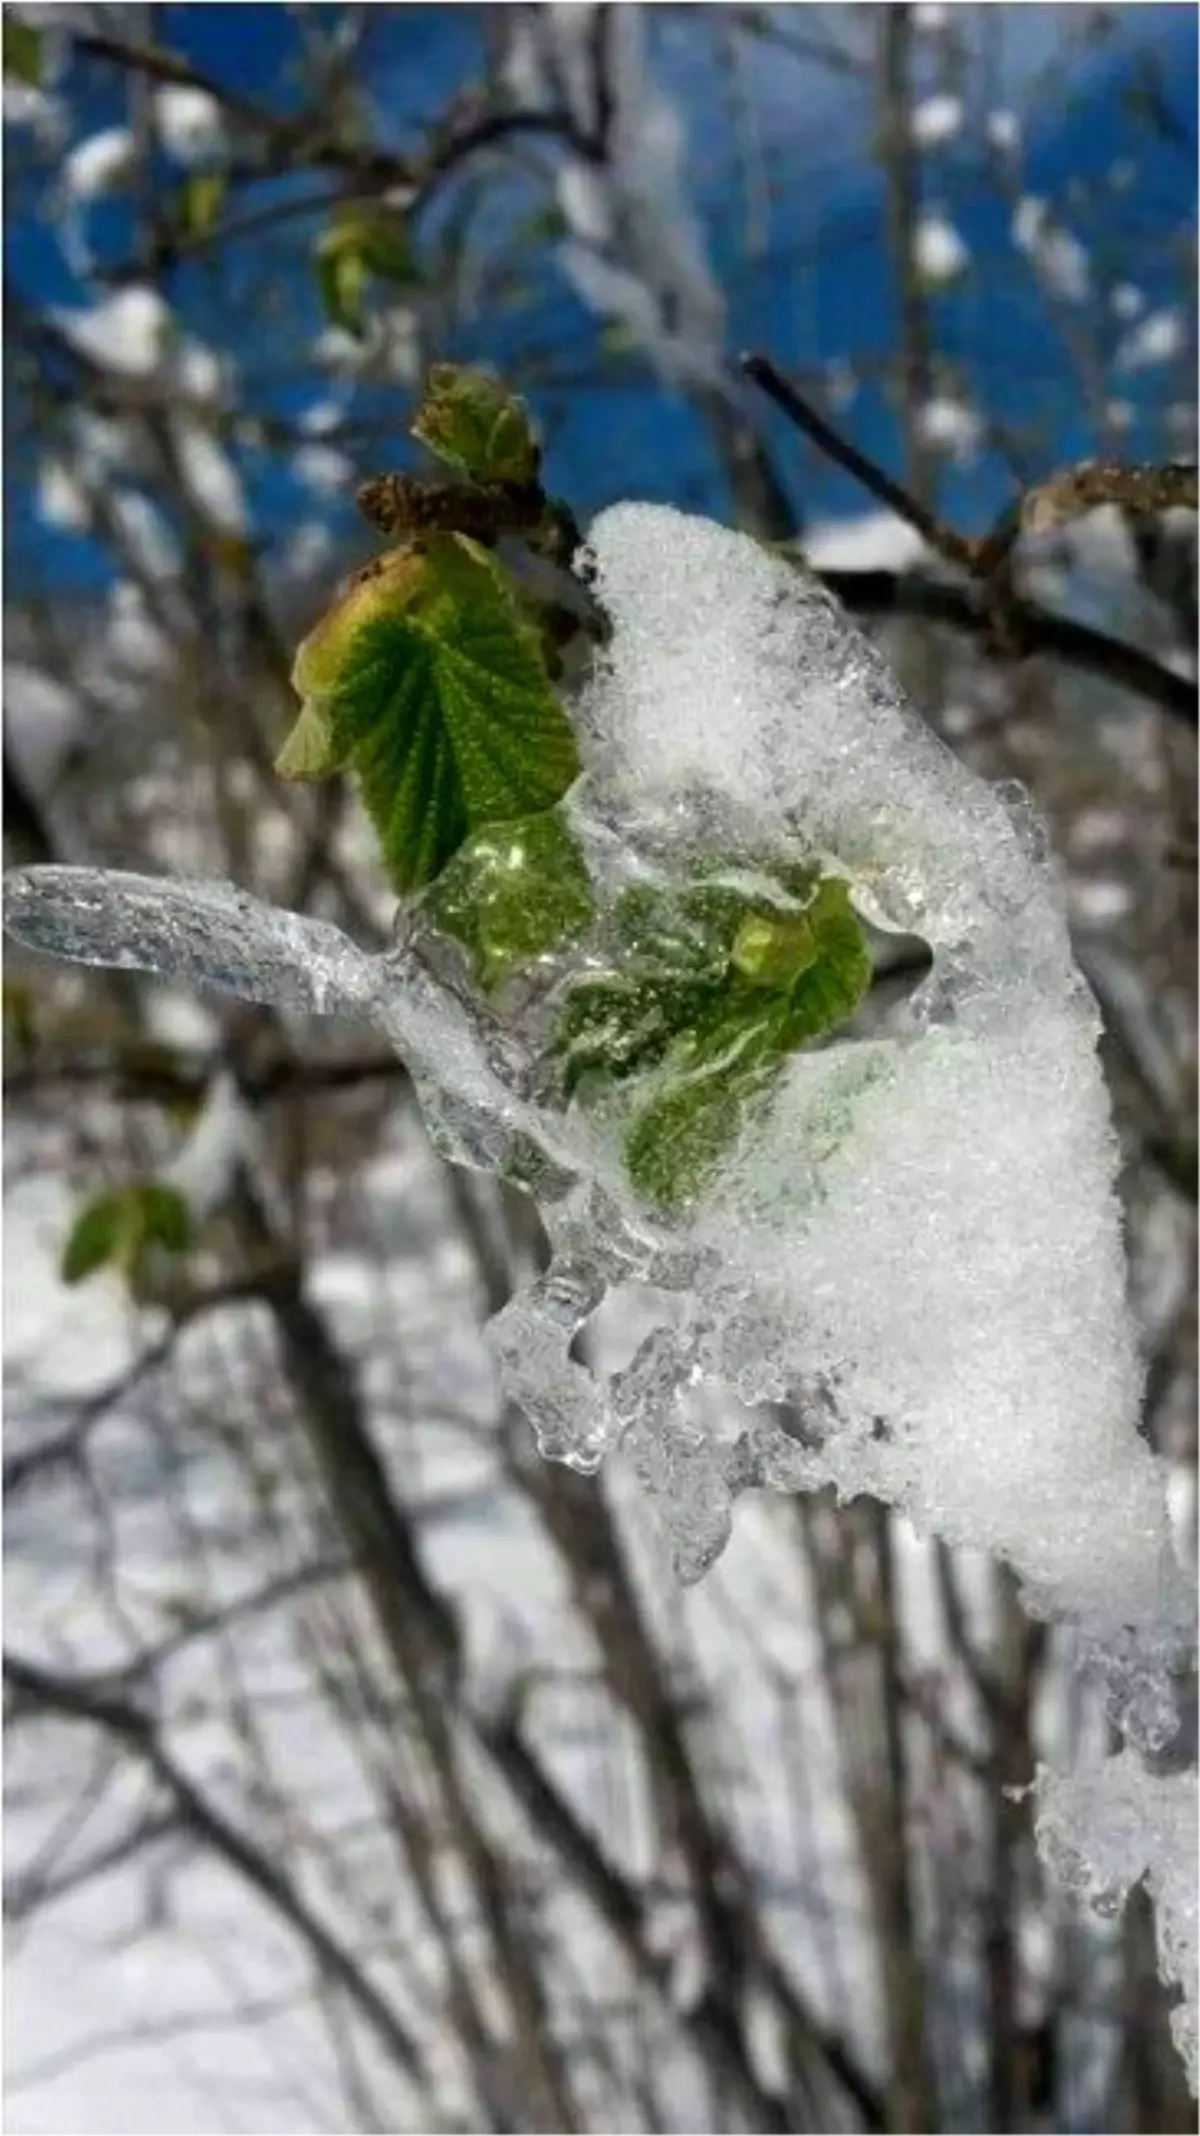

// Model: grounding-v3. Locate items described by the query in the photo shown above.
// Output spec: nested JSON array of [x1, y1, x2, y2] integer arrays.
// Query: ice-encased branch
[[3, 866, 376, 1017]]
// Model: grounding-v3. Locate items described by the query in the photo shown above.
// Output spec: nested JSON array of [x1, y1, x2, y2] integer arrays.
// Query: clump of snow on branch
[[1116, 308, 1185, 373], [803, 510, 927, 574], [61, 124, 136, 202], [916, 392, 982, 462], [162, 1072, 255, 1222], [506, 4, 724, 389], [986, 109, 1020, 154], [914, 210, 970, 285], [153, 86, 228, 166], [911, 94, 963, 149], [52, 286, 172, 379], [1012, 196, 1090, 304]]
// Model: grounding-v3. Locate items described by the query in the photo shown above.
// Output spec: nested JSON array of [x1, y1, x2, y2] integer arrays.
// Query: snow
[[62, 125, 136, 201], [1068, 877, 1134, 928], [296, 399, 344, 439], [3, 663, 82, 789], [911, 94, 963, 149], [1111, 281, 1144, 321], [986, 109, 1020, 153], [36, 457, 92, 532], [174, 338, 227, 405], [915, 393, 982, 461], [292, 442, 354, 496], [557, 161, 611, 248], [803, 509, 927, 573], [913, 209, 969, 284], [53, 288, 172, 380], [1115, 307, 1185, 373], [153, 85, 227, 165], [109, 488, 181, 582], [162, 1072, 254, 1221], [3, 79, 65, 144], [1012, 197, 1090, 303], [170, 420, 248, 535], [6, 507, 1189, 1663], [510, 7, 725, 390]]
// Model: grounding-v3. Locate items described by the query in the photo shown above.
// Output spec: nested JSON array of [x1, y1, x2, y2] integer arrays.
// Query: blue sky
[[6, 4, 1196, 596]]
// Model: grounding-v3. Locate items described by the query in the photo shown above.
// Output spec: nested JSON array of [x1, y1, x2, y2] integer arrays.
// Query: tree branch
[[4, 1648, 428, 2085], [742, 351, 1197, 728]]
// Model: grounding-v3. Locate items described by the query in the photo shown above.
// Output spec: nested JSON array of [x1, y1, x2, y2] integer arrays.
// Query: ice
[[2, 508, 1188, 1630], [4, 507, 1193, 1669], [7, 507, 1195, 2076], [1034, 1750, 1198, 2087]]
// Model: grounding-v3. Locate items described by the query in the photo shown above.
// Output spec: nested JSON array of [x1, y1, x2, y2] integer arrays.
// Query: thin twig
[[741, 350, 976, 571], [741, 351, 1199, 728]]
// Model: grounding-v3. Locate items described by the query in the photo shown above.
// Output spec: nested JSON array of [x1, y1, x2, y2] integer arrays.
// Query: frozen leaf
[[622, 1002, 791, 1215], [423, 808, 594, 991], [553, 873, 871, 1211], [412, 364, 540, 488], [281, 537, 580, 891]]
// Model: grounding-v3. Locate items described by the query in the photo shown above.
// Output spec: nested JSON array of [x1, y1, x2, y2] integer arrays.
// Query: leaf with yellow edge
[[280, 536, 580, 892]]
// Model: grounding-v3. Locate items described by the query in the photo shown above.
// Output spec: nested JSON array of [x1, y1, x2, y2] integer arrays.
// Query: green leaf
[[181, 169, 227, 240], [315, 212, 416, 339], [423, 808, 594, 991], [274, 699, 339, 781], [61, 1183, 191, 1287], [552, 870, 873, 1216], [4, 17, 41, 86], [412, 364, 540, 487], [282, 536, 580, 892], [317, 237, 368, 338], [551, 878, 783, 1098], [778, 881, 872, 1045], [623, 1007, 788, 1216], [61, 1192, 125, 1285], [139, 1184, 191, 1256]]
